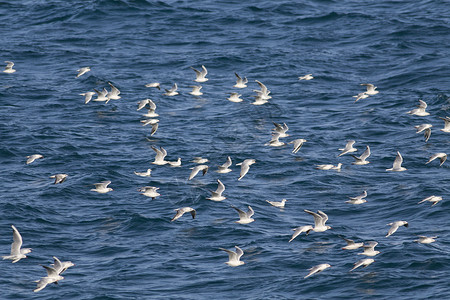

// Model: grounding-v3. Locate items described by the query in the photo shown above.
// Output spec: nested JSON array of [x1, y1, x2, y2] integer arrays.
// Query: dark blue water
[[1, 0, 449, 299]]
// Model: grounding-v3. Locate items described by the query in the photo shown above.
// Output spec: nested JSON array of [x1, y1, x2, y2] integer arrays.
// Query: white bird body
[[439, 116, 450, 132], [3, 61, 16, 73], [51, 256, 75, 275], [216, 156, 232, 173], [237, 159, 256, 180], [266, 199, 287, 208], [76, 66, 90, 78], [304, 263, 331, 278], [386, 151, 407, 171], [151, 146, 168, 165], [219, 246, 244, 267], [386, 221, 408, 237], [106, 82, 121, 101], [188, 165, 209, 180], [139, 186, 160, 199], [171, 207, 196, 222], [134, 169, 152, 177], [234, 73, 248, 88], [418, 195, 442, 206], [2, 225, 32, 263], [80, 91, 95, 104], [342, 238, 364, 250], [145, 82, 161, 89], [93, 88, 109, 102], [91, 181, 113, 193], [316, 163, 342, 170], [304, 210, 331, 233], [415, 124, 432, 142], [351, 145, 370, 165], [358, 241, 380, 257], [33, 265, 64, 292], [346, 190, 367, 205], [265, 132, 285, 147], [164, 83, 179, 96], [338, 140, 357, 157], [353, 92, 369, 103], [26, 154, 44, 164], [50, 173, 68, 184], [232, 205, 255, 224], [298, 74, 313, 80], [289, 139, 307, 153], [289, 225, 314, 242], [272, 122, 289, 137], [207, 179, 226, 201], [360, 83, 378, 95], [189, 85, 203, 96], [407, 99, 430, 116], [426, 153, 447, 166], [191, 65, 208, 82], [192, 157, 209, 164], [227, 92, 243, 102], [350, 258, 374, 271], [168, 158, 182, 167], [415, 236, 437, 244]]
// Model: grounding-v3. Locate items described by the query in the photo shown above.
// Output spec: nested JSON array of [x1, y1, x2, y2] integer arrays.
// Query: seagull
[[315, 163, 342, 170], [407, 99, 430, 116], [33, 265, 64, 292], [288, 139, 307, 153], [91, 181, 113, 193], [26, 154, 44, 164], [298, 74, 313, 80], [265, 132, 286, 147], [350, 258, 375, 272], [357, 241, 380, 257], [137, 99, 152, 111], [3, 61, 16, 73], [360, 83, 378, 95], [50, 174, 68, 184], [2, 225, 32, 263], [342, 238, 364, 250], [288, 225, 314, 242], [234, 73, 248, 88], [51, 256, 75, 275], [141, 119, 159, 136], [216, 156, 232, 173], [418, 195, 442, 206], [414, 235, 437, 244], [171, 207, 196, 222], [232, 205, 255, 224], [134, 169, 152, 177], [151, 146, 168, 165], [439, 116, 450, 132], [386, 151, 407, 171], [80, 91, 95, 104], [254, 80, 271, 100], [236, 159, 256, 180], [251, 95, 269, 106], [93, 88, 109, 102], [207, 179, 226, 201], [415, 124, 432, 142], [304, 264, 331, 279], [168, 158, 181, 167], [141, 99, 158, 117], [353, 92, 369, 103], [386, 221, 408, 237], [139, 186, 160, 199], [272, 122, 289, 137], [219, 246, 244, 267], [191, 65, 208, 82], [266, 199, 287, 208], [76, 66, 90, 78], [227, 92, 243, 103], [425, 153, 447, 166], [145, 82, 161, 89], [164, 83, 179, 96], [346, 190, 367, 205], [189, 85, 203, 96], [192, 157, 209, 164], [351, 145, 370, 165], [304, 210, 331, 233], [188, 165, 209, 180], [106, 82, 121, 102], [338, 140, 357, 157]]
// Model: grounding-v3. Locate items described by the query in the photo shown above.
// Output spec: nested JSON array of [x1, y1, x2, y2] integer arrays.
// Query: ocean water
[[1, 0, 449, 299]]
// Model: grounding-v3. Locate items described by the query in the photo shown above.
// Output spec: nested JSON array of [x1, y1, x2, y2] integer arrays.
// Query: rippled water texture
[[1, 0, 449, 299]]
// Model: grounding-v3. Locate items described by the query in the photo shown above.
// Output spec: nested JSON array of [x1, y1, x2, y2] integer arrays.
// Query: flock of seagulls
[[2, 60, 447, 286]]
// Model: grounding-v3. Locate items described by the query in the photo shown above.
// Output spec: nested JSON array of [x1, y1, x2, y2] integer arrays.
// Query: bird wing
[[247, 206, 254, 218], [304, 210, 322, 228], [392, 151, 403, 169], [360, 145, 371, 160], [216, 179, 225, 194], [11, 225, 23, 255], [234, 246, 244, 260]]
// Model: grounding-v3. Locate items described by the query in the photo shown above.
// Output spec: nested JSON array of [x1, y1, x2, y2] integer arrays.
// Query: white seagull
[[207, 179, 226, 201], [139, 186, 160, 199], [134, 169, 152, 177], [216, 156, 232, 173], [151, 146, 168, 165], [234, 73, 248, 88], [168, 158, 181, 167], [386, 221, 408, 237], [342, 238, 364, 250], [192, 157, 209, 164], [26, 154, 44, 165], [425, 153, 447, 166], [188, 165, 209, 180], [164, 83, 179, 96], [360, 83, 379, 95], [415, 124, 432, 142], [232, 205, 255, 224], [3, 61, 16, 73], [33, 265, 64, 292], [76, 66, 90, 78], [353, 92, 369, 103], [386, 151, 407, 171], [350, 258, 374, 272], [91, 181, 113, 193], [407, 99, 430, 116], [254, 80, 271, 100], [191, 65, 208, 82], [414, 235, 437, 244], [2, 225, 32, 263], [439, 116, 450, 132], [266, 199, 287, 208], [50, 173, 68, 184], [251, 95, 269, 106], [304, 264, 331, 279], [236, 159, 256, 180], [289, 139, 307, 154], [304, 210, 331, 233], [351, 145, 370, 165], [141, 119, 159, 136], [265, 132, 286, 147], [227, 92, 243, 103], [141, 99, 158, 117], [338, 140, 357, 157], [80, 91, 95, 104], [189, 85, 203, 96], [346, 190, 367, 205], [145, 82, 161, 89], [171, 207, 196, 222], [315, 163, 342, 170], [106, 82, 121, 103], [51, 256, 75, 275], [93, 88, 109, 102], [298, 74, 313, 80], [357, 241, 380, 257], [288, 225, 314, 242], [418, 195, 442, 206], [219, 246, 244, 267], [272, 122, 289, 137]]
